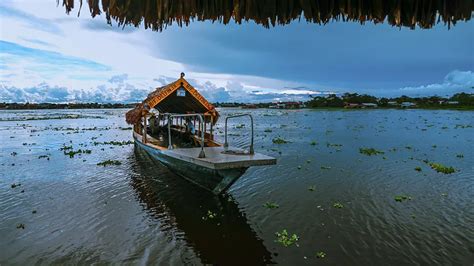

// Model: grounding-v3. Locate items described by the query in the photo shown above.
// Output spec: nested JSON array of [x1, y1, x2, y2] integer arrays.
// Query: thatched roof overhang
[[61, 0, 472, 30], [125, 75, 219, 125]]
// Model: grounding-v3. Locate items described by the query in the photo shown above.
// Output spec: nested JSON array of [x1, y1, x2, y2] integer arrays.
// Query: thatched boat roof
[[125, 73, 219, 125], [61, 0, 472, 30]]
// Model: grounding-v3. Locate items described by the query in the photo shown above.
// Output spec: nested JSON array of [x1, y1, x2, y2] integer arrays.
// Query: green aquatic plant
[[275, 230, 299, 247], [333, 202, 344, 209], [320, 166, 331, 170], [64, 149, 91, 158], [428, 162, 456, 174], [456, 154, 464, 158], [38, 155, 49, 160], [272, 137, 288, 144], [441, 193, 448, 197], [59, 145, 73, 151], [202, 210, 217, 220], [414, 167, 422, 172], [394, 195, 412, 202], [359, 148, 384, 156], [316, 251, 326, 259], [16, 223, 25, 229], [308, 185, 316, 191], [97, 160, 122, 166], [310, 141, 318, 146], [93, 141, 133, 146], [263, 202, 279, 209]]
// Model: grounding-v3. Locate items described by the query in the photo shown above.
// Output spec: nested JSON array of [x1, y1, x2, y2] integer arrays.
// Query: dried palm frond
[[59, 0, 473, 31]]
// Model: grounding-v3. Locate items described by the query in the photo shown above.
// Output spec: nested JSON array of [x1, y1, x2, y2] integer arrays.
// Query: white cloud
[[399, 70, 474, 95]]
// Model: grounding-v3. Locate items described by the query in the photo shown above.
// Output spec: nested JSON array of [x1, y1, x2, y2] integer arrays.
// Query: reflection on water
[[129, 148, 273, 264]]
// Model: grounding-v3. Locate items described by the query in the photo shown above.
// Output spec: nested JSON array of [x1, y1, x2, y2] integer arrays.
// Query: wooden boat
[[125, 73, 276, 194]]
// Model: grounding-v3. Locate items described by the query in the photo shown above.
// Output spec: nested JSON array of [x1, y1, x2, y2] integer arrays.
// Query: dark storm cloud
[[149, 20, 473, 93]]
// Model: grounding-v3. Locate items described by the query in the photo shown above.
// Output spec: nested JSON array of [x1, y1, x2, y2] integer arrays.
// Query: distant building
[[269, 101, 305, 109], [387, 101, 398, 106], [400, 102, 416, 108], [241, 104, 257, 109], [361, 103, 378, 108], [344, 103, 361, 108]]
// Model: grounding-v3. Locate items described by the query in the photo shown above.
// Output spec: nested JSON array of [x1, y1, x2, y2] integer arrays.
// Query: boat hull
[[134, 137, 248, 194]]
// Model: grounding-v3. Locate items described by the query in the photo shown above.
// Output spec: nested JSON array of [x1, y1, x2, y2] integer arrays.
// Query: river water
[[0, 108, 473, 265]]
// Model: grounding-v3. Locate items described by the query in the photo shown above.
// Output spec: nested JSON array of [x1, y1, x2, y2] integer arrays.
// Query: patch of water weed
[[202, 210, 217, 220], [414, 167, 422, 172], [427, 162, 456, 174], [38, 155, 50, 160], [333, 202, 344, 209], [359, 148, 384, 156], [93, 140, 133, 146], [326, 143, 342, 148], [64, 149, 91, 158], [272, 137, 288, 144], [316, 251, 326, 259], [308, 185, 316, 191], [59, 145, 73, 151], [456, 154, 464, 158], [263, 202, 279, 209], [97, 160, 122, 166], [310, 141, 318, 146], [394, 195, 412, 202], [320, 166, 331, 170], [16, 223, 25, 229], [275, 230, 299, 247]]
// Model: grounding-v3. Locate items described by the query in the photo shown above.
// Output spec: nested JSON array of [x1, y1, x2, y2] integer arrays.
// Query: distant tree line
[[1, 93, 473, 110], [0, 102, 137, 110], [307, 92, 474, 109]]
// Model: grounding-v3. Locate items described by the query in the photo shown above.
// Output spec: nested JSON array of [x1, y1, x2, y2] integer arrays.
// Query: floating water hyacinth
[[316, 251, 326, 259], [97, 160, 122, 166], [427, 162, 456, 174], [263, 202, 279, 209], [64, 149, 92, 158], [394, 195, 412, 202], [359, 148, 384, 156], [202, 210, 217, 220], [333, 202, 344, 209], [275, 230, 299, 247], [272, 137, 288, 144]]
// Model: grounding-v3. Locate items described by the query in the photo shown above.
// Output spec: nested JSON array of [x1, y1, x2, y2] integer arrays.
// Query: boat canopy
[[125, 73, 219, 125]]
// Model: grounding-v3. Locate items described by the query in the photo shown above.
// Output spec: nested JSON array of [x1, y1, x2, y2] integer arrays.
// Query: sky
[[0, 0, 473, 103]]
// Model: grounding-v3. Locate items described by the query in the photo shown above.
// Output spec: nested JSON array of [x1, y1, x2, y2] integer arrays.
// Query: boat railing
[[224, 114, 254, 155], [167, 113, 206, 158]]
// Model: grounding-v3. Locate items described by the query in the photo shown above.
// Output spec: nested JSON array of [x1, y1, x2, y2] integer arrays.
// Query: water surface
[[1, 108, 473, 265]]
